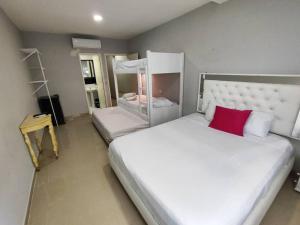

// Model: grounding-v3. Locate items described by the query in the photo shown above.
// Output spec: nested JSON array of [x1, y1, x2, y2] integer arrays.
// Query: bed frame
[[197, 73, 300, 138], [109, 151, 294, 225], [110, 72, 300, 225]]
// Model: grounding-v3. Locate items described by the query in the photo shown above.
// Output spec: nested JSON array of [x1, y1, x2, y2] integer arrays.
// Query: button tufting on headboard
[[200, 80, 300, 137]]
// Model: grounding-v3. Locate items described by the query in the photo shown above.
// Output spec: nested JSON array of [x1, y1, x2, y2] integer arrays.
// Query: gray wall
[[129, 0, 300, 115], [152, 74, 180, 104], [117, 74, 138, 96], [0, 8, 39, 225], [22, 32, 128, 116]]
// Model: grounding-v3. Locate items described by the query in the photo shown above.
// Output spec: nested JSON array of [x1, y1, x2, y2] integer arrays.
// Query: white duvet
[[120, 94, 174, 108], [109, 113, 294, 225]]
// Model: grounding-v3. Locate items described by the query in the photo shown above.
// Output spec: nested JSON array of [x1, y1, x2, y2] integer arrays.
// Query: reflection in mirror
[[81, 60, 95, 77], [80, 60, 96, 84]]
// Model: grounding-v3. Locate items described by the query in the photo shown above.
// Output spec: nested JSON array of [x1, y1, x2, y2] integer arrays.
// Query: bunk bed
[[92, 51, 184, 142]]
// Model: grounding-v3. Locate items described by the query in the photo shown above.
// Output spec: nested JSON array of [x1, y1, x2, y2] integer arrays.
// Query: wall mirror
[[80, 60, 96, 84]]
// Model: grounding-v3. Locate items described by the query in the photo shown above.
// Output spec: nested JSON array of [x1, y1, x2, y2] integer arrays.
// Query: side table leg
[[48, 124, 58, 158], [35, 131, 43, 153], [24, 133, 39, 170]]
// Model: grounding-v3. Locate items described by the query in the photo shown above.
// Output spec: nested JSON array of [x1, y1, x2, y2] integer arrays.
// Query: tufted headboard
[[199, 79, 300, 137]]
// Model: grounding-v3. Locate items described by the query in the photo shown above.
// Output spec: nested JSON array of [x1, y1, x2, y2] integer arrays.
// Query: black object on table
[[38, 94, 65, 125]]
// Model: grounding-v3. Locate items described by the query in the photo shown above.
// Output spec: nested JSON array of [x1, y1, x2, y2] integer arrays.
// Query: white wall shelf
[[21, 48, 58, 126]]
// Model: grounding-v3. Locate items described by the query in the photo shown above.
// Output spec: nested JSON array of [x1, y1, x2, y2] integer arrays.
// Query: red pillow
[[209, 106, 252, 136]]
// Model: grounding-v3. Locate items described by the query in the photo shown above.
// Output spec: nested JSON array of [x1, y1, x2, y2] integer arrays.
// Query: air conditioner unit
[[72, 38, 101, 49]]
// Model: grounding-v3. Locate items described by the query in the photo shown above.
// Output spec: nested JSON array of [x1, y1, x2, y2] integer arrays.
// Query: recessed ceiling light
[[93, 14, 103, 22]]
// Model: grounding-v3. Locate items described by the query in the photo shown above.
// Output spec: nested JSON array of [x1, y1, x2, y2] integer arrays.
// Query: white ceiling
[[0, 0, 227, 39]]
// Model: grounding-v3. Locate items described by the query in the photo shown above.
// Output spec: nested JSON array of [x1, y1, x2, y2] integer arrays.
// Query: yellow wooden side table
[[20, 114, 58, 170]]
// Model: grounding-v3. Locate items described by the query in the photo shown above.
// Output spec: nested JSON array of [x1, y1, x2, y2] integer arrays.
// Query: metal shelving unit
[[21, 48, 59, 126]]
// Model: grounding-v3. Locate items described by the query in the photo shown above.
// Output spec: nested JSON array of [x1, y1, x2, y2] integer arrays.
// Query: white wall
[[0, 8, 38, 225], [152, 74, 180, 104]]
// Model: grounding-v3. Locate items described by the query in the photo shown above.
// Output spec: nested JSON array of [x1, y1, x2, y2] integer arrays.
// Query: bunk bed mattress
[[118, 98, 140, 110], [109, 113, 294, 225], [118, 98, 145, 114], [118, 97, 178, 111], [92, 107, 149, 142], [118, 98, 180, 125]]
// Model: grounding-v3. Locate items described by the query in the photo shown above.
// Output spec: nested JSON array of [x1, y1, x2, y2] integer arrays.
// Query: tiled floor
[[26, 115, 300, 225]]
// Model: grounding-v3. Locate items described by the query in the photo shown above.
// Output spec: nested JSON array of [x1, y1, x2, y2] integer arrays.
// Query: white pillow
[[125, 95, 137, 101], [122, 92, 136, 98], [244, 111, 274, 137], [205, 101, 235, 121], [205, 101, 216, 121]]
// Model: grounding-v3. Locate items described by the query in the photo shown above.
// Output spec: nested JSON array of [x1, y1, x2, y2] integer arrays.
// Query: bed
[[92, 106, 148, 143], [108, 75, 300, 225], [109, 113, 294, 225]]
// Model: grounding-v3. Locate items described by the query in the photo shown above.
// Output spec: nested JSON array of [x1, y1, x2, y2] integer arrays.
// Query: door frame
[[77, 52, 107, 112]]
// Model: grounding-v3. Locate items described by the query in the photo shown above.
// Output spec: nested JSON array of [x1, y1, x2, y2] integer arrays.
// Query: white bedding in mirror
[[119, 95, 175, 109], [109, 113, 294, 225]]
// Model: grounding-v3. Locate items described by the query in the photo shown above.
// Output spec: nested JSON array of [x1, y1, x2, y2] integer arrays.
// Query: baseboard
[[24, 171, 37, 225]]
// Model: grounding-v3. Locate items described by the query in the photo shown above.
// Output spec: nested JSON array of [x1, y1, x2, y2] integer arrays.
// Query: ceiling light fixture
[[93, 14, 103, 22]]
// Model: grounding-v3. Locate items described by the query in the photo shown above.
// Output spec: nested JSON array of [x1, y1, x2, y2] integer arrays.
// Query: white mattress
[[92, 107, 149, 143], [119, 95, 175, 108], [118, 98, 146, 113], [118, 97, 180, 126], [109, 113, 294, 225]]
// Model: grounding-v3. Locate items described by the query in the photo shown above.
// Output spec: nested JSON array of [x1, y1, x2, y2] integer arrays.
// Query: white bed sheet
[[118, 97, 180, 126], [118, 97, 143, 111], [92, 107, 149, 142], [109, 113, 294, 225], [118, 96, 178, 110]]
